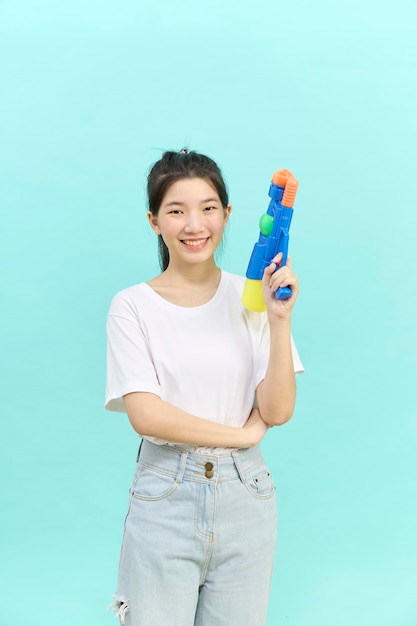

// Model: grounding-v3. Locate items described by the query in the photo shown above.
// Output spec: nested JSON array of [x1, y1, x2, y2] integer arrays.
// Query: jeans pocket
[[245, 464, 276, 499], [131, 463, 179, 501]]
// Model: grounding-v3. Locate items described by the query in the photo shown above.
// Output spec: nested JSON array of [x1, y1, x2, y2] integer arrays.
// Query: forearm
[[256, 317, 296, 426], [123, 392, 261, 448]]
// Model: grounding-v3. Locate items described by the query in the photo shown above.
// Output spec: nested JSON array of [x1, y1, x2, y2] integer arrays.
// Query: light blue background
[[1, 1, 416, 624]]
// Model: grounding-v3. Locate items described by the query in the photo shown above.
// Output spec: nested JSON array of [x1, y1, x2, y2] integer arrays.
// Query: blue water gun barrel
[[242, 170, 299, 312]]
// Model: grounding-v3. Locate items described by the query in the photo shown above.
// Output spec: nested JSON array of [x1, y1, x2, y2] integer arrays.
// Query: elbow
[[124, 392, 160, 437], [258, 396, 296, 426], [262, 408, 294, 427], [128, 414, 151, 437], [127, 407, 157, 437], [126, 410, 147, 436], [256, 378, 296, 427]]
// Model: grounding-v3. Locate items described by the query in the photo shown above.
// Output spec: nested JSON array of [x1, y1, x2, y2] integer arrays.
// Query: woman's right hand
[[242, 408, 270, 447]]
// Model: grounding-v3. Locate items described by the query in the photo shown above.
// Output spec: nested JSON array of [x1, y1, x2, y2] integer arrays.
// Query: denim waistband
[[137, 439, 266, 485]]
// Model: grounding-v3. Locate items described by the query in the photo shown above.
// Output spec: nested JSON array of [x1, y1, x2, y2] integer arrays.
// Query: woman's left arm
[[256, 253, 299, 426]]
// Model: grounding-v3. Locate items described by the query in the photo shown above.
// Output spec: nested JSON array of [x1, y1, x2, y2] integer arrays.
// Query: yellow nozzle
[[242, 279, 266, 312]]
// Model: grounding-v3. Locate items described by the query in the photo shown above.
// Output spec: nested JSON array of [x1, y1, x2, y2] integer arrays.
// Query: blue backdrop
[[1, 1, 416, 624]]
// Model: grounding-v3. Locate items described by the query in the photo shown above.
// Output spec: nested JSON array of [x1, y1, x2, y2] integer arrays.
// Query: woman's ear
[[224, 204, 232, 224], [147, 211, 161, 235]]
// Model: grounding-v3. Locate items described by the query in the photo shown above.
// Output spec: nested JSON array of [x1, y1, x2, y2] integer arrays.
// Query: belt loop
[[176, 450, 188, 483], [136, 439, 144, 462], [231, 450, 246, 485]]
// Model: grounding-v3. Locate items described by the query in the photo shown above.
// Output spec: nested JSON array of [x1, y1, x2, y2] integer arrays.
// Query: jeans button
[[205, 470, 214, 479]]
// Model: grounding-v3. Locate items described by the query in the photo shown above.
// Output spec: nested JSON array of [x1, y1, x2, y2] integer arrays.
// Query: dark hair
[[147, 149, 229, 271]]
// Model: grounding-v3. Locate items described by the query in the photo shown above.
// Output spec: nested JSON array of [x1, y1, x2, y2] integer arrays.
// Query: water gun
[[242, 169, 299, 312]]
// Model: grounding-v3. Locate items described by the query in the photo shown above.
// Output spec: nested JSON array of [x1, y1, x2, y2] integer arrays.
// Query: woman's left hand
[[261, 253, 299, 320]]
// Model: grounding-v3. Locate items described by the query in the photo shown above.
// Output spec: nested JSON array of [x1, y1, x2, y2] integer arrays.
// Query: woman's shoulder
[[220, 270, 245, 289], [108, 282, 151, 317]]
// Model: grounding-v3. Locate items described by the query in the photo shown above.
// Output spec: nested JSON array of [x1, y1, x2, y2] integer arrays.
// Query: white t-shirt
[[105, 271, 303, 453]]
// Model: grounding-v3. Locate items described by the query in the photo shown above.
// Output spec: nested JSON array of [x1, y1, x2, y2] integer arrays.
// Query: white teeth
[[182, 239, 207, 246]]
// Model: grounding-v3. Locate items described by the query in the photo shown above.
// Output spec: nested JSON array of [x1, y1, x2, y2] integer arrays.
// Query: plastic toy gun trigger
[[242, 169, 299, 312]]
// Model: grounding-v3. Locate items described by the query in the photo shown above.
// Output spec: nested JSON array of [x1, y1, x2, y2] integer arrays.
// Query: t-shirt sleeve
[[254, 314, 304, 388], [105, 293, 161, 413]]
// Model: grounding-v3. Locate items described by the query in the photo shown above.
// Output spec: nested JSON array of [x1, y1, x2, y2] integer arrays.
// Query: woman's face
[[148, 177, 232, 269]]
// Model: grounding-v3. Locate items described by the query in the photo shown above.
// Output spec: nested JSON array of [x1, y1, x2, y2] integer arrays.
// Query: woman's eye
[[169, 209, 183, 215], [204, 206, 217, 212]]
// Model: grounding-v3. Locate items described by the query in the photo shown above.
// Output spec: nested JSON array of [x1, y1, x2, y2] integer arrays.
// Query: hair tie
[[179, 149, 190, 154]]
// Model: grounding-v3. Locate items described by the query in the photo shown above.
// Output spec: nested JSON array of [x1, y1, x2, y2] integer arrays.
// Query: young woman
[[106, 149, 303, 625]]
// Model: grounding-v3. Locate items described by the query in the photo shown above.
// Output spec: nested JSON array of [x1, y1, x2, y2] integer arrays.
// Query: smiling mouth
[[180, 238, 209, 247]]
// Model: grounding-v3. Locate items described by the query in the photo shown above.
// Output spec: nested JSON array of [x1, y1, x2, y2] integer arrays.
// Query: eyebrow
[[164, 198, 221, 207]]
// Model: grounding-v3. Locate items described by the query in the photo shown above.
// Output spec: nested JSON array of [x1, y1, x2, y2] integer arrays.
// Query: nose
[[184, 210, 204, 233]]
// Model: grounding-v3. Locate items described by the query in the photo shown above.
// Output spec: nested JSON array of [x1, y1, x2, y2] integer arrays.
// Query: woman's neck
[[147, 261, 222, 307]]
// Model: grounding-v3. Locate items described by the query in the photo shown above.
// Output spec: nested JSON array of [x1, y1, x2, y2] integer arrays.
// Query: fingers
[[262, 255, 297, 291], [262, 260, 279, 280], [270, 267, 298, 295], [260, 255, 299, 317], [271, 253, 292, 269], [263, 254, 292, 275]]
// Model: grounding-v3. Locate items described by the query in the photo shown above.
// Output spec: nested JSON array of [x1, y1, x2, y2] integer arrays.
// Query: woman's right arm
[[123, 392, 268, 449]]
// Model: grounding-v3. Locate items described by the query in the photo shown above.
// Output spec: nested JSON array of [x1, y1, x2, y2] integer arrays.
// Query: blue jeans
[[111, 439, 278, 625]]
